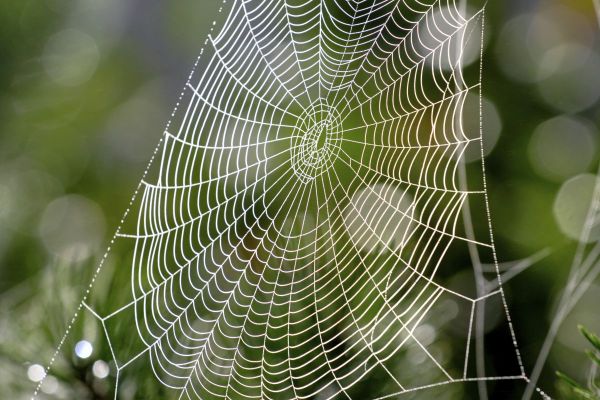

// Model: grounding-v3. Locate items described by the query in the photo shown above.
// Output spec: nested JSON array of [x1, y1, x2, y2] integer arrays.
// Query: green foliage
[[557, 326, 600, 399]]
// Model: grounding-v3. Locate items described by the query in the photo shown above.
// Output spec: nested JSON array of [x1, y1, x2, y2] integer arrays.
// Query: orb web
[[34, 0, 531, 399]]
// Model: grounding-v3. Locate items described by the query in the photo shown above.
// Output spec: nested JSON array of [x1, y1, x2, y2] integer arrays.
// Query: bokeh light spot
[[38, 194, 105, 262], [536, 44, 600, 113], [529, 116, 597, 182], [42, 29, 100, 86], [40, 375, 59, 394], [554, 174, 600, 242], [92, 360, 110, 379], [343, 183, 415, 253], [27, 364, 45, 382], [496, 6, 594, 84], [462, 94, 502, 162], [74, 339, 93, 359]]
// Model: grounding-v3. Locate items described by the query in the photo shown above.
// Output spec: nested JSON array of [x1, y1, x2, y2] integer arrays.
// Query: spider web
[[34, 0, 535, 399]]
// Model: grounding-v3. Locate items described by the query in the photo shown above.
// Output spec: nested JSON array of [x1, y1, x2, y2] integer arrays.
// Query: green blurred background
[[1, 0, 599, 398]]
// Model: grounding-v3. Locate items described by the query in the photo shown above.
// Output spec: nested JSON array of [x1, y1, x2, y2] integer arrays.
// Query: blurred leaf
[[556, 326, 600, 400], [585, 350, 600, 367], [580, 325, 600, 353], [556, 371, 587, 391]]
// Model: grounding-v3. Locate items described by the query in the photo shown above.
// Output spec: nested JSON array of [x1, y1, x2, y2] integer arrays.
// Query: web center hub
[[291, 101, 342, 183]]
